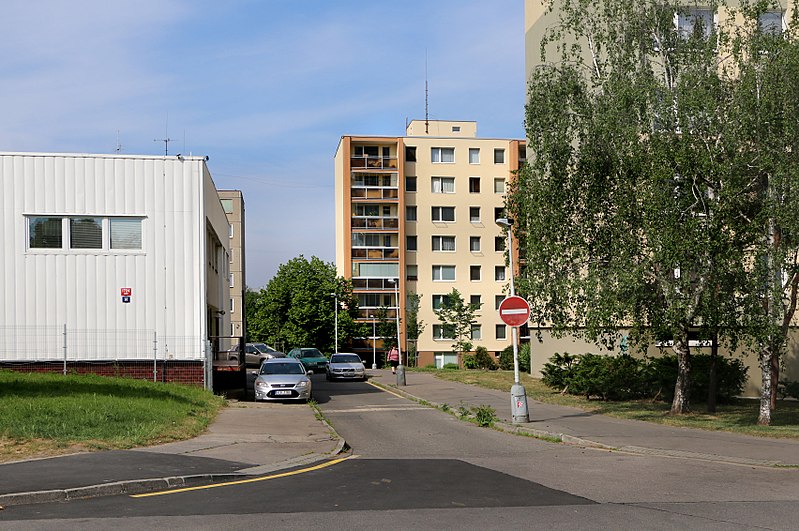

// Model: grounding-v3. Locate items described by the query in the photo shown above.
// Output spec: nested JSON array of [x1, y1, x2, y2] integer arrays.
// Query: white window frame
[[471, 325, 482, 341], [431, 147, 455, 163], [469, 148, 480, 164], [494, 178, 506, 194], [469, 236, 481, 252], [26, 215, 144, 253], [496, 324, 507, 340], [431, 206, 455, 222], [470, 207, 481, 223], [431, 176, 455, 194], [495, 266, 506, 281], [494, 148, 505, 164], [432, 235, 456, 252], [470, 265, 481, 281], [432, 265, 456, 282], [433, 324, 455, 340], [675, 7, 716, 40]]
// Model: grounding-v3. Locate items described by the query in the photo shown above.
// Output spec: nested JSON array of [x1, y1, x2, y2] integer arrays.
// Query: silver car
[[254, 358, 312, 402], [326, 353, 366, 381]]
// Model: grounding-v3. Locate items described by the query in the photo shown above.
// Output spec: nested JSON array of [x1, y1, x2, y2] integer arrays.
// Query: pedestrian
[[387, 346, 400, 374]]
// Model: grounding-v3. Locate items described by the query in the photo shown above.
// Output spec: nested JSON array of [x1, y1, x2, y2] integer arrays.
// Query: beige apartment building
[[335, 120, 525, 368], [218, 190, 246, 340]]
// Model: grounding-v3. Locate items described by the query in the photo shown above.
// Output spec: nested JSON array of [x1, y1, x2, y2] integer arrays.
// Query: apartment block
[[218, 190, 246, 340], [335, 120, 525, 368]]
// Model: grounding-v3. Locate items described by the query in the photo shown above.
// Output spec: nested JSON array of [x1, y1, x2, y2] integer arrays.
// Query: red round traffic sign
[[498, 296, 530, 327]]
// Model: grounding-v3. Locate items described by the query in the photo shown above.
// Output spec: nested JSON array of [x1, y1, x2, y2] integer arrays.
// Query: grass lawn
[[420, 368, 799, 439], [0, 371, 225, 462]]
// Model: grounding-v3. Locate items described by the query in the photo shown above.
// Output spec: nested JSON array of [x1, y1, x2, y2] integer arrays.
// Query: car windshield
[[260, 363, 305, 375], [300, 349, 323, 358], [331, 355, 362, 364]]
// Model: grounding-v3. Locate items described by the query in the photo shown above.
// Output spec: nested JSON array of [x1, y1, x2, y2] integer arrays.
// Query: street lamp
[[496, 217, 529, 424], [370, 315, 377, 370], [388, 278, 405, 385], [330, 292, 338, 354]]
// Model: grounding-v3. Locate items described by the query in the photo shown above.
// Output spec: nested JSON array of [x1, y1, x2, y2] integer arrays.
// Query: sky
[[1, 0, 526, 289]]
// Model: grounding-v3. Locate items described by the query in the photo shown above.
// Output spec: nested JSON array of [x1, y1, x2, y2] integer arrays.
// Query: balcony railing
[[351, 217, 399, 230], [351, 248, 399, 260], [357, 308, 398, 319], [351, 156, 398, 170], [352, 278, 400, 291]]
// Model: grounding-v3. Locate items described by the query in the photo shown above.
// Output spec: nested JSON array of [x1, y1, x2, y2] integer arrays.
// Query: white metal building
[[0, 152, 231, 385]]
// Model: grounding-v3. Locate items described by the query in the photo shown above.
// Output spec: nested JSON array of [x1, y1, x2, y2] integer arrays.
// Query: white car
[[254, 357, 312, 402], [326, 353, 366, 381]]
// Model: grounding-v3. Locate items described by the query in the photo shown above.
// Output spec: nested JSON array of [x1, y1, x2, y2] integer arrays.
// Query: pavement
[[1, 369, 798, 508]]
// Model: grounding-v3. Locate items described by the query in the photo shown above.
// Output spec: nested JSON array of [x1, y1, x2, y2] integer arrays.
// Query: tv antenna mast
[[425, 50, 429, 134], [154, 114, 173, 156]]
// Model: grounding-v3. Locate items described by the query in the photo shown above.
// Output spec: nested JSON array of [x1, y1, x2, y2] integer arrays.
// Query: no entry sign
[[498, 296, 530, 327]]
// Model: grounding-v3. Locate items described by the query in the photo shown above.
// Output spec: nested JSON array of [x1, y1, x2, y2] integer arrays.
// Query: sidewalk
[[370, 369, 799, 468], [0, 399, 344, 507]]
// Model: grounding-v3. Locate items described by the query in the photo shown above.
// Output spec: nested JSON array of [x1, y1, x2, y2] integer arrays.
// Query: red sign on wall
[[121, 288, 132, 296]]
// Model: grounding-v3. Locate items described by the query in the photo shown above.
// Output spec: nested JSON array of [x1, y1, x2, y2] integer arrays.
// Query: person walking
[[387, 346, 400, 374]]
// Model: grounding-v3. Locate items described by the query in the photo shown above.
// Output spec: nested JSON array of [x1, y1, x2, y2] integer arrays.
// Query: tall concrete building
[[335, 120, 525, 368], [218, 190, 246, 340]]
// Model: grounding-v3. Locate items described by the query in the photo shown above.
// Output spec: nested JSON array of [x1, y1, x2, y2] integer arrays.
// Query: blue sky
[[1, 0, 526, 288]]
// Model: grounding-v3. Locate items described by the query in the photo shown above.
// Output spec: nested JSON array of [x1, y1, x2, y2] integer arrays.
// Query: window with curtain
[[110, 218, 142, 249], [431, 176, 455, 193], [70, 218, 102, 249]]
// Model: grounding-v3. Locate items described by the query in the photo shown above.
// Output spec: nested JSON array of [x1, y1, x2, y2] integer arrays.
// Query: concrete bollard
[[396, 364, 406, 386], [511, 383, 529, 423]]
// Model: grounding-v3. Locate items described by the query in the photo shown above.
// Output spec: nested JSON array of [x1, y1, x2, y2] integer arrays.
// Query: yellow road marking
[[366, 380, 406, 399], [130, 455, 352, 498]]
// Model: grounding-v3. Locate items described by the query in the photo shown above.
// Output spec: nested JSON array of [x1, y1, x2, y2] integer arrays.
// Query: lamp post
[[330, 292, 338, 354], [496, 217, 529, 424], [388, 278, 405, 385], [370, 315, 377, 370]]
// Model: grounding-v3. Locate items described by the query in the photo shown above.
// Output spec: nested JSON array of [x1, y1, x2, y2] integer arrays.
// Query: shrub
[[541, 352, 578, 390], [779, 380, 799, 400], [499, 342, 530, 372], [443, 363, 460, 370], [474, 346, 496, 370], [463, 354, 478, 369], [472, 404, 498, 427]]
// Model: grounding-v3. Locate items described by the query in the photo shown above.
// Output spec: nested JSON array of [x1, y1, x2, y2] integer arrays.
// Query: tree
[[249, 256, 359, 353], [435, 288, 481, 356], [406, 291, 426, 367], [512, 0, 763, 414]]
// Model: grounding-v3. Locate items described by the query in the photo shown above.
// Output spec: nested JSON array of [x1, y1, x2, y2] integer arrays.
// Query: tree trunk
[[706, 334, 718, 414], [670, 329, 691, 414], [770, 347, 779, 411], [757, 345, 773, 426]]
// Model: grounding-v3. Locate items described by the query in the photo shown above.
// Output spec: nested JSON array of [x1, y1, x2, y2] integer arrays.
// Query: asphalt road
[[1, 374, 798, 530]]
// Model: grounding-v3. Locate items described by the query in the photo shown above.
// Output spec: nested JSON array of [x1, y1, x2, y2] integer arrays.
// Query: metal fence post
[[63, 324, 68, 376], [153, 332, 158, 383]]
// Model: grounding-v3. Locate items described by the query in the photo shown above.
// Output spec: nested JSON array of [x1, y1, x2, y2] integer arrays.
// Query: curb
[[371, 380, 794, 469], [0, 404, 350, 508]]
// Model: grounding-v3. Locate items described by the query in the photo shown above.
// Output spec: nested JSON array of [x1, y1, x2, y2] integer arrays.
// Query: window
[[676, 8, 714, 39], [431, 206, 455, 222], [228, 224, 234, 238], [431, 147, 455, 163], [229, 273, 235, 288], [406, 206, 417, 221], [432, 235, 456, 251], [470, 294, 481, 308], [406, 264, 418, 281], [405, 146, 417, 162], [431, 176, 455, 193], [432, 294, 451, 310], [407, 235, 417, 251], [70, 218, 102, 249], [495, 236, 506, 252], [471, 325, 482, 341], [494, 207, 505, 221], [406, 176, 417, 192], [110, 218, 142, 250], [355, 204, 380, 217], [470, 207, 481, 223], [470, 265, 481, 281], [494, 178, 505, 194], [495, 266, 506, 281], [220, 199, 234, 214], [470, 236, 481, 252], [432, 265, 456, 281], [28, 217, 62, 248], [760, 10, 784, 34], [352, 233, 387, 247], [494, 148, 505, 164], [469, 148, 480, 164], [452, 125, 461, 132], [469, 177, 480, 193], [495, 295, 504, 310], [433, 324, 455, 340], [230, 298, 235, 312], [496, 324, 507, 340]]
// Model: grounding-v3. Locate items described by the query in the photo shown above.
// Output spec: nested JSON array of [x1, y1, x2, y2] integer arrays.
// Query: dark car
[[287, 348, 328, 373]]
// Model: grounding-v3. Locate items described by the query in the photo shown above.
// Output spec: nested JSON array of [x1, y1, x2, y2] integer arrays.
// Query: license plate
[[274, 390, 292, 396]]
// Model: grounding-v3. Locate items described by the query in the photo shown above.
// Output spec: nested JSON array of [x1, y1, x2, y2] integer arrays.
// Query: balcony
[[351, 217, 399, 230], [351, 187, 399, 200], [351, 278, 401, 291], [351, 156, 398, 170], [352, 247, 399, 260], [357, 308, 398, 319]]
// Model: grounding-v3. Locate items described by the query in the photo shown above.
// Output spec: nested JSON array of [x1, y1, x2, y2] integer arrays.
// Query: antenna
[[115, 130, 123, 153], [154, 113, 172, 156], [425, 49, 429, 134]]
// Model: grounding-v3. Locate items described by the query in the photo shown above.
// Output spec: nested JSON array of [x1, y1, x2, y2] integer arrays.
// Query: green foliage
[[472, 404, 498, 427], [247, 256, 359, 353], [499, 342, 530, 372], [474, 346, 496, 370], [541, 353, 747, 402], [435, 288, 480, 355], [443, 363, 460, 370], [463, 354, 477, 369], [405, 291, 425, 367], [779, 381, 799, 400]]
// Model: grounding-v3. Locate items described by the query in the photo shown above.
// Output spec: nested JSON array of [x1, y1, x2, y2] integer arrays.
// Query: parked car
[[253, 357, 312, 402], [326, 353, 366, 381], [245, 342, 284, 367], [287, 347, 329, 373]]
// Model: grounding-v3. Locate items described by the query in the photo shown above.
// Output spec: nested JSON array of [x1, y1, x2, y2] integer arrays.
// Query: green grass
[[0, 371, 225, 461], [419, 368, 799, 439]]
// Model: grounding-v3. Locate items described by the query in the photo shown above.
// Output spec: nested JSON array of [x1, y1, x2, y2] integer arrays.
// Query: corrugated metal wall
[[0, 153, 218, 361]]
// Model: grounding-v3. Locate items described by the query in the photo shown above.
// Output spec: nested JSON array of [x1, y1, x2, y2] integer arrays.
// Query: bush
[[463, 354, 478, 369], [443, 363, 460, 370], [541, 352, 748, 402], [779, 380, 799, 399], [499, 342, 530, 372], [474, 346, 496, 370]]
